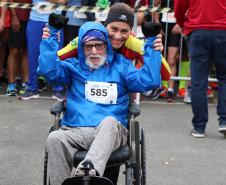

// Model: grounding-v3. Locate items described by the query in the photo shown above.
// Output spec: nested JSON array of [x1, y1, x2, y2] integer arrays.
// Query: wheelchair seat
[[74, 144, 131, 167]]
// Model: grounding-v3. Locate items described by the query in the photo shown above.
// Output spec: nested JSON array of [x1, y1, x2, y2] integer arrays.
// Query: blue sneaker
[[18, 90, 40, 100], [52, 91, 65, 102], [6, 83, 16, 96]]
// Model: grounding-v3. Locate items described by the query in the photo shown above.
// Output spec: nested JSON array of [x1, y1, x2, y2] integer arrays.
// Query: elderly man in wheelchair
[[38, 16, 161, 185]]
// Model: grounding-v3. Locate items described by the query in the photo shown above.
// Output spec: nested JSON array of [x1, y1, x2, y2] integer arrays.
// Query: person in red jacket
[[174, 0, 226, 138]]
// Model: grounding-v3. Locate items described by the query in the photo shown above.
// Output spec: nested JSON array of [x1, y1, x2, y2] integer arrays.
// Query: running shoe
[[18, 90, 40, 100], [207, 87, 214, 98], [18, 83, 28, 95], [6, 83, 16, 96], [159, 86, 167, 98], [177, 88, 186, 98], [190, 129, 206, 138], [184, 86, 191, 104], [218, 125, 226, 135], [209, 82, 218, 90], [167, 91, 175, 103], [38, 76, 47, 92], [151, 87, 167, 100], [15, 77, 22, 92], [52, 91, 65, 102], [143, 90, 152, 97]]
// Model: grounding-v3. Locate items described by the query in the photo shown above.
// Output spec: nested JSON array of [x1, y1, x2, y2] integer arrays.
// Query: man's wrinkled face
[[106, 22, 131, 49], [83, 40, 107, 69]]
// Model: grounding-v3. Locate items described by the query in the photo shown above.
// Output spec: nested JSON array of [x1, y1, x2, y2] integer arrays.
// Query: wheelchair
[[43, 100, 146, 185]]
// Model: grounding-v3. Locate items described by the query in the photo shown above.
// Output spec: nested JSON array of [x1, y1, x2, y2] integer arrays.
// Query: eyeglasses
[[83, 43, 106, 51]]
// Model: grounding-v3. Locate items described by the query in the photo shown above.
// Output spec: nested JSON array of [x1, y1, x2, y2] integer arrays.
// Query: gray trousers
[[46, 116, 128, 185]]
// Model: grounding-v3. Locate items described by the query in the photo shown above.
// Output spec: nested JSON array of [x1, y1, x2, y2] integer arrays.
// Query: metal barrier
[[0, 2, 173, 14], [170, 76, 218, 82]]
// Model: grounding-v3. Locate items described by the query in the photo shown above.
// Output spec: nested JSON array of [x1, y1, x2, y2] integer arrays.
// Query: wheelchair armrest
[[129, 103, 140, 117], [50, 100, 65, 116]]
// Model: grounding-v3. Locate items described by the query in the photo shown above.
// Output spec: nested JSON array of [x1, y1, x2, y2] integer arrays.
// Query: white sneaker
[[52, 91, 65, 102], [218, 125, 226, 135], [190, 129, 206, 138], [143, 90, 152, 97], [184, 87, 191, 104]]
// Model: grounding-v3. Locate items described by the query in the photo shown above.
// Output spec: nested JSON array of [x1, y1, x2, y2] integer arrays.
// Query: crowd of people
[[0, 0, 219, 104], [0, 0, 223, 117]]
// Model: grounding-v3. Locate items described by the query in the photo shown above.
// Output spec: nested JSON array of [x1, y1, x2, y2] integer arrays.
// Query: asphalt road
[[0, 96, 225, 185]]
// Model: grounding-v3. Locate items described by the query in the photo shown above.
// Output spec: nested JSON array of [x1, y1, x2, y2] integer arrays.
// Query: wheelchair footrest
[[62, 176, 114, 185]]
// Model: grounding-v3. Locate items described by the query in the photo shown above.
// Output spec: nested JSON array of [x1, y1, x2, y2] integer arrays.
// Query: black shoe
[[167, 91, 175, 102], [38, 76, 47, 92], [15, 78, 22, 92]]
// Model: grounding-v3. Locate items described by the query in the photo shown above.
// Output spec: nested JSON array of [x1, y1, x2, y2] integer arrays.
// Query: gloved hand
[[142, 22, 162, 37], [48, 13, 68, 29]]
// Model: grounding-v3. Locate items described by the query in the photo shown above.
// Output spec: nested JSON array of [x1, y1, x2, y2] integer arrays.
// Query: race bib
[[161, 12, 176, 23], [85, 81, 118, 104]]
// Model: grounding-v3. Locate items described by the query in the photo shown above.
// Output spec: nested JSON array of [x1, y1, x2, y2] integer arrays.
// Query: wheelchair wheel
[[141, 128, 146, 185], [43, 149, 48, 185], [130, 119, 141, 185], [134, 121, 141, 185]]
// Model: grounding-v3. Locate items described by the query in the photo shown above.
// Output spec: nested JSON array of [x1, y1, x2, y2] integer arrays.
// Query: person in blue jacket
[[38, 21, 161, 185]]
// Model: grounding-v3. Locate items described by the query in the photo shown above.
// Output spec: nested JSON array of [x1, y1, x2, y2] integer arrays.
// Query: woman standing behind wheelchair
[[39, 11, 162, 185]]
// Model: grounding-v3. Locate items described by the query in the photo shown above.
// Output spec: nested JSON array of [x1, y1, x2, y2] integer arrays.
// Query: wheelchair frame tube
[[125, 161, 134, 185]]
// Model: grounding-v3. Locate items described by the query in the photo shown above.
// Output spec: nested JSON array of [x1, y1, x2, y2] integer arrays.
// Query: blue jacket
[[38, 22, 161, 128]]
